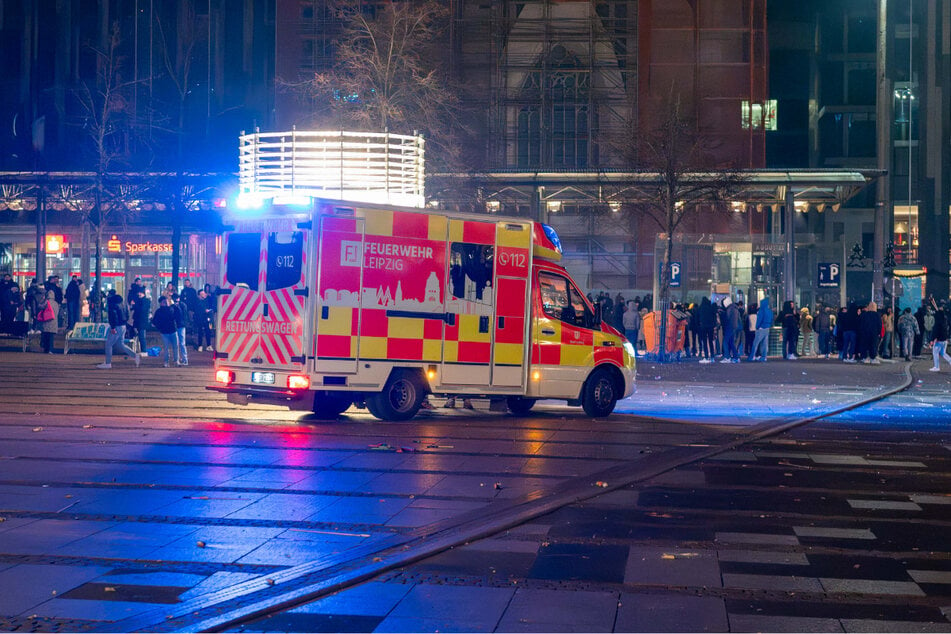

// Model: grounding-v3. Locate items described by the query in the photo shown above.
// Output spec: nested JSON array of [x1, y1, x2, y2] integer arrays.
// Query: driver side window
[[539, 271, 596, 329]]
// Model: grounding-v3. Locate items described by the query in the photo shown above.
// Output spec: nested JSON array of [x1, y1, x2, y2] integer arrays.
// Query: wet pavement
[[0, 346, 947, 631]]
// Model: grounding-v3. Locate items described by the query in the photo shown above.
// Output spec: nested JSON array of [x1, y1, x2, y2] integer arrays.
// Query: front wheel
[[506, 396, 536, 416], [581, 368, 618, 417], [311, 392, 353, 419], [365, 370, 425, 421]]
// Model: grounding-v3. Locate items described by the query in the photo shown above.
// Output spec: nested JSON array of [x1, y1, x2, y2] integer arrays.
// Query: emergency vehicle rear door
[[217, 231, 265, 368], [258, 230, 308, 370]]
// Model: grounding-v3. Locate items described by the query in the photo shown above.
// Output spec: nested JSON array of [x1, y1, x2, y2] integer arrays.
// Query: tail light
[[287, 374, 310, 390], [215, 370, 235, 385]]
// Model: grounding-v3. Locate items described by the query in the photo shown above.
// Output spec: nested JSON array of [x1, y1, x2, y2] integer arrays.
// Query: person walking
[[748, 297, 773, 362], [171, 293, 189, 366], [897, 307, 920, 361], [780, 300, 800, 360], [622, 299, 641, 356], [929, 302, 951, 372], [97, 290, 139, 369], [859, 300, 883, 364], [64, 275, 81, 331], [720, 297, 742, 363], [151, 296, 179, 367], [36, 290, 59, 354]]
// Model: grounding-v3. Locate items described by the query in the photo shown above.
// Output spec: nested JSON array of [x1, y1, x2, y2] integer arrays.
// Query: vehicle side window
[[539, 271, 598, 329], [226, 233, 260, 291], [448, 242, 494, 304], [266, 231, 303, 290]]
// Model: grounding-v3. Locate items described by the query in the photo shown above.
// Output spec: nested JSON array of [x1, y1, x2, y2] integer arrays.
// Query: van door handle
[[542, 328, 556, 336]]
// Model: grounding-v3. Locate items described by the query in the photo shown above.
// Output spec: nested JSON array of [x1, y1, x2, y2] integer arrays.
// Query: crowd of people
[[0, 273, 217, 367], [589, 288, 951, 372]]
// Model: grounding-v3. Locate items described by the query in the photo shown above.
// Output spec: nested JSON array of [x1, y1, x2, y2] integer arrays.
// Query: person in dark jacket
[[131, 290, 151, 354], [0, 283, 23, 330], [780, 300, 800, 360], [194, 289, 215, 352], [720, 297, 742, 363], [914, 305, 928, 357], [929, 303, 951, 371], [98, 290, 139, 369], [171, 293, 188, 366], [858, 300, 883, 364], [151, 296, 179, 367], [697, 297, 717, 363], [839, 302, 860, 362], [64, 275, 82, 331]]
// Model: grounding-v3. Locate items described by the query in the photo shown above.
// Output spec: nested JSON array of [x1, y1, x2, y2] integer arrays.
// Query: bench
[[64, 322, 140, 355], [0, 321, 37, 352]]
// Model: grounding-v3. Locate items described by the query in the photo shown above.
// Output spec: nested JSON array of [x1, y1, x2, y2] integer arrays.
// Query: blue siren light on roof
[[235, 192, 266, 211], [272, 194, 314, 208], [542, 224, 563, 254]]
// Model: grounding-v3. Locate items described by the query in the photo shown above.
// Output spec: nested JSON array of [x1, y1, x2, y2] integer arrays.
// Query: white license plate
[[252, 372, 275, 385]]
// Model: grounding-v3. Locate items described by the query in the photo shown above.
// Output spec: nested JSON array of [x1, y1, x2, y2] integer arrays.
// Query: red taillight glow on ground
[[287, 375, 310, 390]]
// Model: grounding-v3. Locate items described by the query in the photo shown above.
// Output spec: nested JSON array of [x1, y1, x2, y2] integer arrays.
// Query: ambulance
[[208, 198, 635, 420]]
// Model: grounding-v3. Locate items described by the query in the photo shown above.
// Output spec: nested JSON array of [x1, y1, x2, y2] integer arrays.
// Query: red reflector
[[215, 370, 235, 385], [287, 374, 310, 390]]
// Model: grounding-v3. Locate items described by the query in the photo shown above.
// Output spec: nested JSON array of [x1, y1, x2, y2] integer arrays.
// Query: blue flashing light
[[235, 192, 266, 211], [542, 224, 563, 254], [272, 194, 314, 208]]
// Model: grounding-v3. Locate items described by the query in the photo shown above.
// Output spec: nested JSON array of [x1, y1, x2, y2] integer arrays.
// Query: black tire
[[365, 370, 425, 421], [311, 392, 353, 419], [581, 368, 618, 417], [506, 396, 536, 416]]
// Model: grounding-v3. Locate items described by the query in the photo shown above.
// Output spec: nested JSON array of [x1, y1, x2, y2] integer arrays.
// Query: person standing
[[622, 299, 641, 356], [799, 307, 814, 357], [744, 302, 757, 355], [194, 289, 215, 352], [780, 300, 800, 360], [720, 297, 742, 363], [0, 283, 22, 330], [929, 302, 951, 372], [151, 296, 179, 367], [171, 293, 189, 366], [839, 303, 859, 363], [97, 290, 139, 369], [37, 290, 59, 354], [748, 297, 773, 362], [880, 307, 894, 359], [131, 290, 151, 354], [859, 301, 883, 364], [815, 306, 833, 358], [697, 297, 716, 363], [64, 275, 82, 331], [897, 307, 920, 362]]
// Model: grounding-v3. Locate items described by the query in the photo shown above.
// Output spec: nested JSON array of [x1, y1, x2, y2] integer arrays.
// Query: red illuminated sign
[[106, 235, 173, 254], [46, 235, 66, 254]]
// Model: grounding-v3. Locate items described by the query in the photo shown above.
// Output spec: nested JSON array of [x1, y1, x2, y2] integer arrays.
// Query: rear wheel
[[365, 370, 425, 421], [506, 396, 536, 416], [311, 392, 353, 419], [581, 368, 618, 417]]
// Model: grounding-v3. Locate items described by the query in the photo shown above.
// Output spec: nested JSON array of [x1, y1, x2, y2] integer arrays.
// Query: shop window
[[266, 232, 303, 290], [538, 270, 597, 329], [226, 233, 260, 290], [449, 242, 493, 304]]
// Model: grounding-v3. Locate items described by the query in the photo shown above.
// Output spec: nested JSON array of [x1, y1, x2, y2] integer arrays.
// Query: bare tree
[[621, 94, 744, 360], [155, 1, 204, 289], [73, 24, 146, 320], [288, 0, 467, 170]]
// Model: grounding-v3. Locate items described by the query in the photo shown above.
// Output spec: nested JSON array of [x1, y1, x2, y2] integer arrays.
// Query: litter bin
[[767, 326, 783, 357], [642, 310, 687, 358]]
